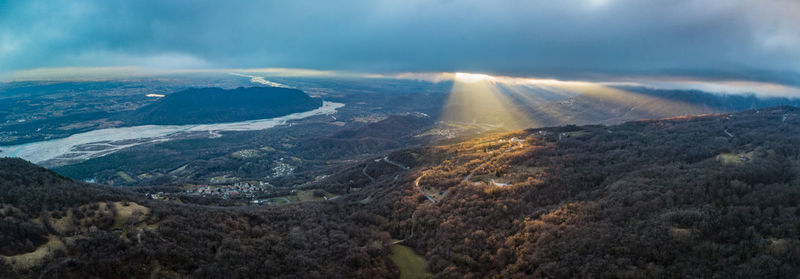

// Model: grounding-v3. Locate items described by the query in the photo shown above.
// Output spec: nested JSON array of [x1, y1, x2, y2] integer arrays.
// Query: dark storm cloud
[[1, 0, 798, 82]]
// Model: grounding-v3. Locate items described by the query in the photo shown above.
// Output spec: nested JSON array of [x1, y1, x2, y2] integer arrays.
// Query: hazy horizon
[[2, 0, 800, 89]]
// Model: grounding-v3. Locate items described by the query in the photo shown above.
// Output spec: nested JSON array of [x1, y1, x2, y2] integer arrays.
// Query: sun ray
[[440, 72, 721, 131], [440, 73, 535, 130]]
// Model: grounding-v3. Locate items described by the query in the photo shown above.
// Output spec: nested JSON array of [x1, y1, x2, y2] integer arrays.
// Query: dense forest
[[0, 159, 396, 278], [358, 105, 800, 278], [292, 114, 434, 160], [2, 106, 800, 278], [119, 87, 323, 125]]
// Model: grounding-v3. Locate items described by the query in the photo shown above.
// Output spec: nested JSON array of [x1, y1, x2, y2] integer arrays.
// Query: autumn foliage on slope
[[358, 106, 800, 278]]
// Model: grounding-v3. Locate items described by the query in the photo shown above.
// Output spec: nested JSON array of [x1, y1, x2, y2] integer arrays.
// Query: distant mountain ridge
[[522, 86, 800, 127], [119, 87, 322, 125]]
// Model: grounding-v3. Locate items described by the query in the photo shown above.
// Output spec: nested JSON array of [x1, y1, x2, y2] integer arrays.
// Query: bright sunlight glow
[[454, 72, 495, 83]]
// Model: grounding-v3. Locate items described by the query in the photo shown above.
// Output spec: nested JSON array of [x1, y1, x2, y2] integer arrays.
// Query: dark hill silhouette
[[119, 87, 322, 125]]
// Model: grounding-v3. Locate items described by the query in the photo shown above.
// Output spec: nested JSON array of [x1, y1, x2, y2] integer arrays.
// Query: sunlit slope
[[350, 105, 800, 278]]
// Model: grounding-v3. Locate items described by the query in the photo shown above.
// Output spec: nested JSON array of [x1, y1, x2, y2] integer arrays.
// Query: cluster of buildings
[[147, 192, 170, 201], [491, 137, 525, 154], [269, 160, 295, 178], [188, 182, 271, 199], [148, 181, 273, 201], [417, 127, 457, 139]]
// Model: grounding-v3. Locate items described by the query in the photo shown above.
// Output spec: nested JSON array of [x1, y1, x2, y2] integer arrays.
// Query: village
[[146, 178, 339, 206], [147, 181, 273, 201]]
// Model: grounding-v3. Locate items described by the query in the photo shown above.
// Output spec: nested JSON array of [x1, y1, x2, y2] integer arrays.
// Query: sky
[[1, 0, 799, 86]]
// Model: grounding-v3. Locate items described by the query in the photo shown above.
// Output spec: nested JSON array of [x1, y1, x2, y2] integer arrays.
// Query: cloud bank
[[1, 0, 799, 84]]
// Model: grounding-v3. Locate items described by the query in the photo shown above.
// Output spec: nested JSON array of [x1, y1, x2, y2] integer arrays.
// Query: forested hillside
[[0, 159, 395, 278], [2, 106, 800, 278], [292, 114, 434, 160], [353, 105, 800, 278]]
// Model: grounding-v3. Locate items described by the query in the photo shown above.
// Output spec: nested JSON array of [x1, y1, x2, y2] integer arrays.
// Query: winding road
[[362, 163, 376, 182], [414, 171, 436, 203]]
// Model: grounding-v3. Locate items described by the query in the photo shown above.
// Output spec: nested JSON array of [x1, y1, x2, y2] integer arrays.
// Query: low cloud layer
[[1, 0, 799, 84]]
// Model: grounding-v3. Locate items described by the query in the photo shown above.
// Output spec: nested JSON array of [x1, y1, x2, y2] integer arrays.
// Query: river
[[0, 101, 344, 167]]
